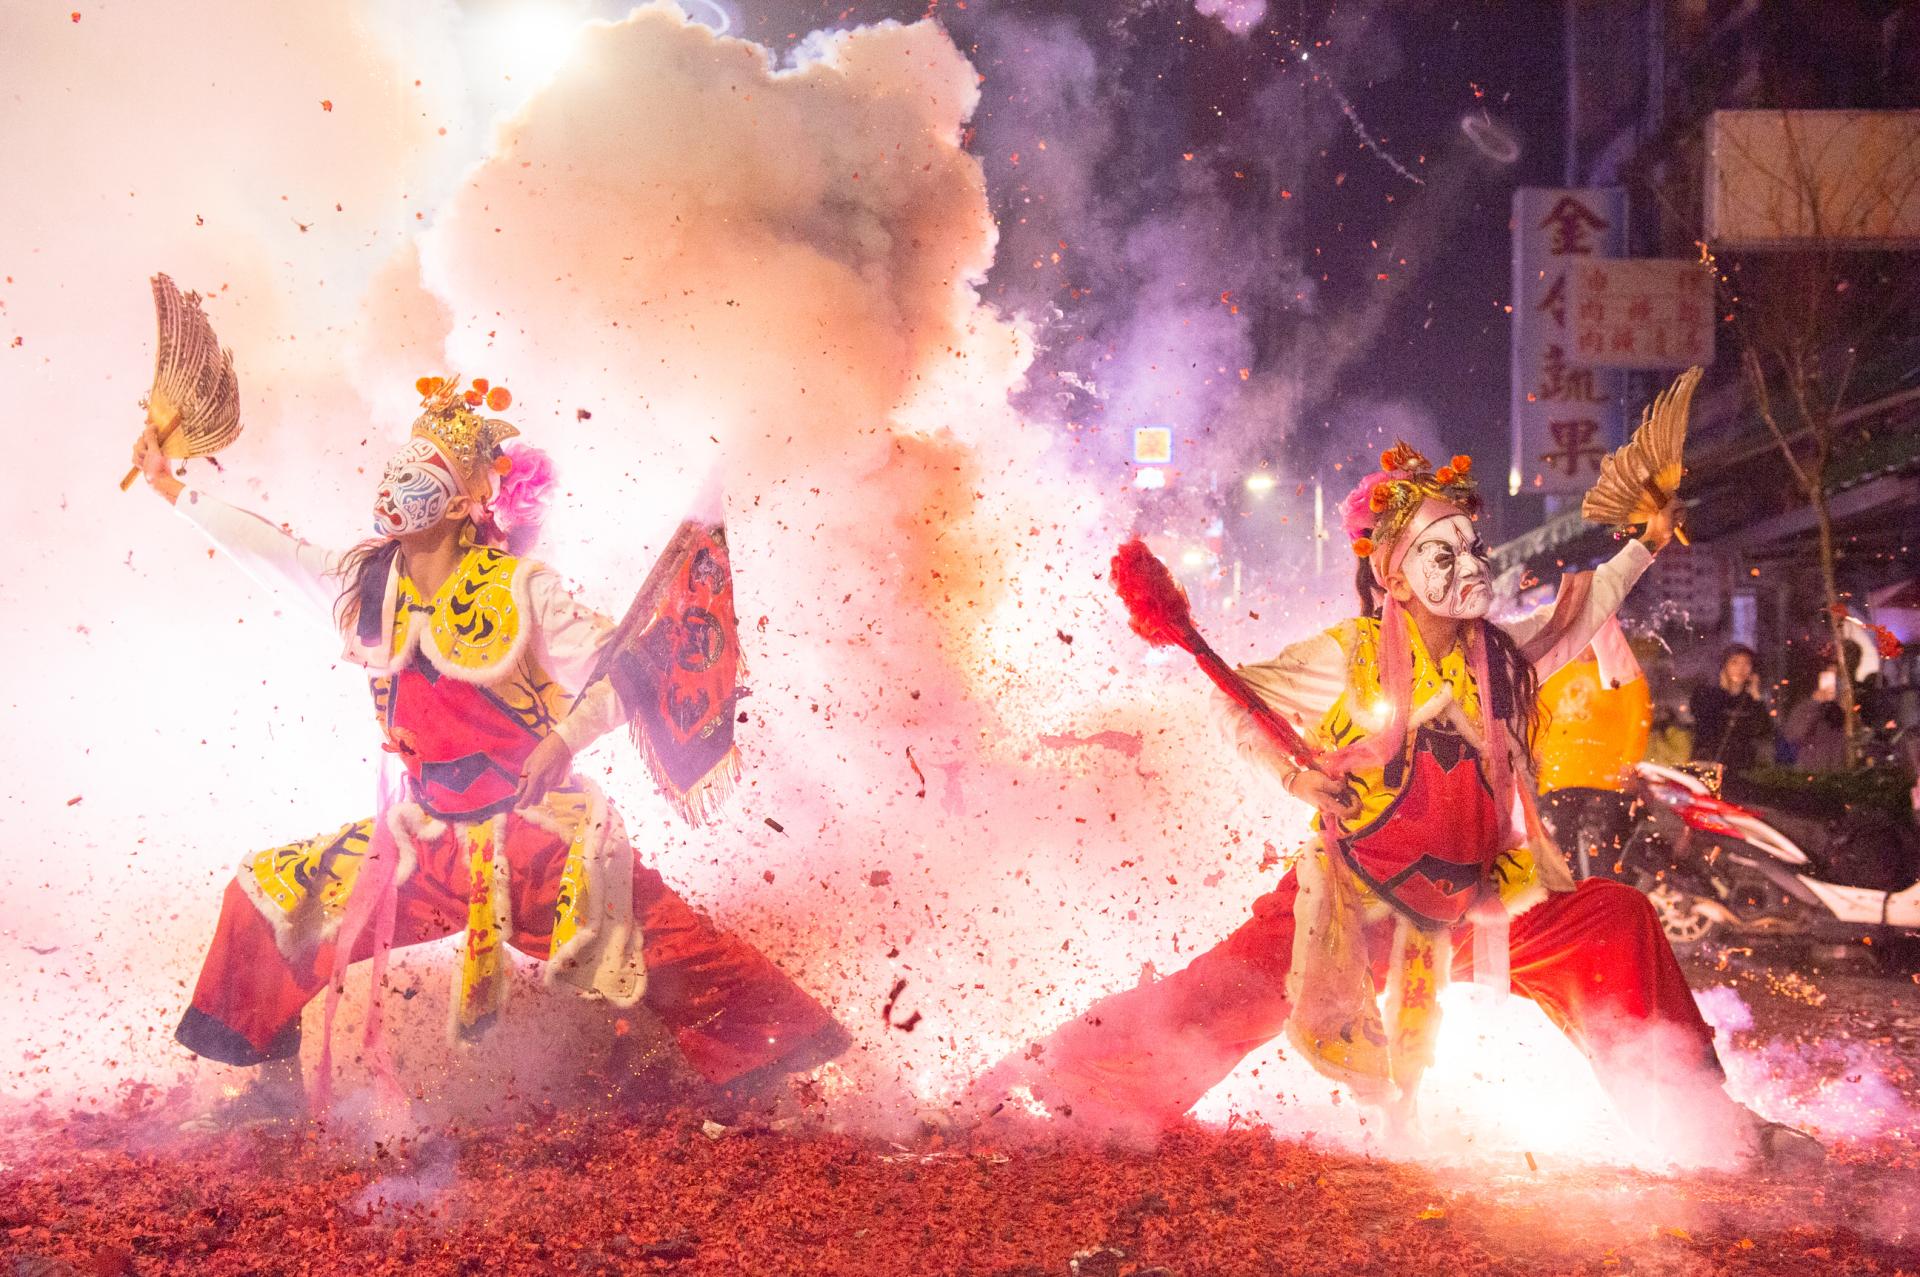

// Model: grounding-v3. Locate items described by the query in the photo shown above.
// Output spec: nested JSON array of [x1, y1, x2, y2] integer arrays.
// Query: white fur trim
[[1410, 685, 1462, 736], [233, 815, 418, 964], [538, 781, 648, 1008], [233, 854, 303, 959], [1503, 879, 1551, 918], [384, 802, 438, 887], [1282, 848, 1327, 1018]]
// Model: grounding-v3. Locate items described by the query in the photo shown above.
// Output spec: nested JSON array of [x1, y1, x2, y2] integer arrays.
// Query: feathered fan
[[119, 274, 242, 491], [1111, 539, 1318, 772], [1580, 364, 1701, 546]]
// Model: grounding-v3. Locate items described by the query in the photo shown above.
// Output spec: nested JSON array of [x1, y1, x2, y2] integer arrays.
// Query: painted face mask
[[372, 437, 459, 536], [1399, 512, 1492, 620]]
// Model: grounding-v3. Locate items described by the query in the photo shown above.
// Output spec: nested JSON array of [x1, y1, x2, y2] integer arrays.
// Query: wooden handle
[[122, 413, 181, 492], [1190, 643, 1318, 772]]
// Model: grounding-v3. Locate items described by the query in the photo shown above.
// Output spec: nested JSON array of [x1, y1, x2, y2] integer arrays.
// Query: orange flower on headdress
[[1379, 441, 1430, 474], [486, 386, 511, 411], [1452, 454, 1472, 473], [1437, 465, 1457, 483], [1351, 536, 1375, 557], [415, 375, 447, 399]]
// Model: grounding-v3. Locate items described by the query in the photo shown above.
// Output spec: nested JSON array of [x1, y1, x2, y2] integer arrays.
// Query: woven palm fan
[[118, 274, 242, 490], [1581, 364, 1702, 546]]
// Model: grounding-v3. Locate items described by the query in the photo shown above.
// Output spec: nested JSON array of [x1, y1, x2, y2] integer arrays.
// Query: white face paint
[[372, 437, 458, 536], [1398, 512, 1492, 619]]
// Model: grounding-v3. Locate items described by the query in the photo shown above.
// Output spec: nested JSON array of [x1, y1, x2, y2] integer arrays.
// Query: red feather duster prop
[[1110, 539, 1318, 772], [1111, 538, 1202, 649]]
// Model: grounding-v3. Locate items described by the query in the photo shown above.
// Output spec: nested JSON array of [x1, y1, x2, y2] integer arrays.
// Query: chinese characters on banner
[[1510, 188, 1627, 495], [1565, 258, 1715, 369]]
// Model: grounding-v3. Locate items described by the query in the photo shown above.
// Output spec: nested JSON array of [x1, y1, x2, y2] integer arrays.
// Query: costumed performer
[[973, 443, 1816, 1166], [131, 375, 848, 1125]]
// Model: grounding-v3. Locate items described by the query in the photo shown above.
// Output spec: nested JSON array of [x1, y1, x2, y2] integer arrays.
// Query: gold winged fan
[[1581, 364, 1702, 547], [118, 274, 242, 490]]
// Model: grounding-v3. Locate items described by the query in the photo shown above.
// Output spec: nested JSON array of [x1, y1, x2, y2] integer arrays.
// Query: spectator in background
[[1690, 643, 1774, 772], [1784, 641, 1860, 772]]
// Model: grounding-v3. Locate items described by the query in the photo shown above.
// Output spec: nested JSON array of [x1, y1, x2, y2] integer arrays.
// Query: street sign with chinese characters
[[1565, 259, 1714, 369], [1510, 188, 1628, 496]]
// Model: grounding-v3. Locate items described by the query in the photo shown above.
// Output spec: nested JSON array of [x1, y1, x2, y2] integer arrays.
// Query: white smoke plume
[[1194, 0, 1269, 37]]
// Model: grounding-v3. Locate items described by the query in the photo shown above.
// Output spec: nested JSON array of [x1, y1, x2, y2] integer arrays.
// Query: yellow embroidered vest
[[363, 547, 572, 820]]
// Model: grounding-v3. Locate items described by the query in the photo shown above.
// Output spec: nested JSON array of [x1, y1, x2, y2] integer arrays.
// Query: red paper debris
[[0, 1106, 1908, 1276]]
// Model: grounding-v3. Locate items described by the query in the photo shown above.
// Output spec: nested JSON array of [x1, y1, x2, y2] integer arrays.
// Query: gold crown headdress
[[412, 374, 518, 493]]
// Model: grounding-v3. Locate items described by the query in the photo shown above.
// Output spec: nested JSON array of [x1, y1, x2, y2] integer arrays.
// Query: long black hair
[[332, 537, 401, 641], [329, 512, 534, 641], [1353, 559, 1544, 753]]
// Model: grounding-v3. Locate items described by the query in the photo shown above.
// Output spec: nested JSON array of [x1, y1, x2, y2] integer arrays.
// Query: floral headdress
[[1339, 441, 1480, 565]]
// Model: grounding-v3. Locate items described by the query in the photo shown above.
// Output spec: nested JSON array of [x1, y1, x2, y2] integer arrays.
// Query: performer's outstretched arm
[[1501, 541, 1653, 680], [134, 425, 341, 620], [1501, 500, 1681, 680], [169, 486, 343, 621]]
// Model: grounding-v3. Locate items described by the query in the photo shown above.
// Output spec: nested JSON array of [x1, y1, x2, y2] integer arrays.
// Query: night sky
[[728, 0, 1573, 492]]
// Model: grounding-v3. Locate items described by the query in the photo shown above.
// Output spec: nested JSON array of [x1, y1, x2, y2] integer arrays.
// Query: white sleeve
[[525, 564, 629, 753], [1501, 540, 1655, 680], [1215, 628, 1347, 784], [173, 486, 342, 622]]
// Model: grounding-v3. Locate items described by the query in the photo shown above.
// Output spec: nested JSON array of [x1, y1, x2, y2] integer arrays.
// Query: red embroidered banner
[[586, 518, 743, 825]]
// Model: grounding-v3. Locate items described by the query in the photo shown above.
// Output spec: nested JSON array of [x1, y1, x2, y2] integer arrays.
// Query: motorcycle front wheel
[[1639, 877, 1723, 948]]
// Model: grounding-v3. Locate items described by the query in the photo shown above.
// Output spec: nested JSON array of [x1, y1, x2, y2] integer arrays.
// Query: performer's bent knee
[[1579, 876, 1664, 925], [176, 1006, 302, 1067]]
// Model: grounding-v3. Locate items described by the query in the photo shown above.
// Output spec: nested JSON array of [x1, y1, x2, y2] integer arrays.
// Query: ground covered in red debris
[[7, 951, 1920, 1276], [3, 1107, 1917, 1276]]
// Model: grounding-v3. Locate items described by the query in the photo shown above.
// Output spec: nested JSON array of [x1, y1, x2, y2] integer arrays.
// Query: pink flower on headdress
[[491, 441, 555, 533], [1340, 469, 1398, 542]]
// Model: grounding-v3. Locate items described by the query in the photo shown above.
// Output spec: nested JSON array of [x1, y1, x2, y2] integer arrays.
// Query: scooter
[[1584, 761, 1920, 949]]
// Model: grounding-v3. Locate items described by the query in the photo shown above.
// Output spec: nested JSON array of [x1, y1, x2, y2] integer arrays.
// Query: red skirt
[[983, 873, 1731, 1137], [176, 806, 844, 1087]]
